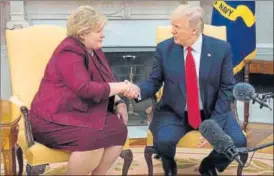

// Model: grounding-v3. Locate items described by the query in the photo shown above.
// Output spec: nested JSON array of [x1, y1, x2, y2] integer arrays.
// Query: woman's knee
[[70, 148, 104, 161]]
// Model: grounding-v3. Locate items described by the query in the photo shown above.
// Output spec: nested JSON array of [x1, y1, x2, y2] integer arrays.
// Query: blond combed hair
[[67, 5, 107, 40], [170, 4, 204, 34]]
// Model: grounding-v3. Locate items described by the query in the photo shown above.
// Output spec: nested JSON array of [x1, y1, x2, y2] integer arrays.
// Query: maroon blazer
[[30, 37, 115, 130]]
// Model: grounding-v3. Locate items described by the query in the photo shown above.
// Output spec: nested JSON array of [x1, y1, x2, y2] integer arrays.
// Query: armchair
[[144, 24, 248, 176], [5, 25, 132, 175]]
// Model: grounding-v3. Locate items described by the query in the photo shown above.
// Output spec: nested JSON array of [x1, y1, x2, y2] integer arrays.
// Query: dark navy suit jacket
[[138, 35, 235, 133]]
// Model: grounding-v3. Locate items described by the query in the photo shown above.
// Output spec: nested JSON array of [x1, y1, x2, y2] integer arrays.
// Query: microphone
[[233, 83, 272, 110], [199, 119, 244, 166]]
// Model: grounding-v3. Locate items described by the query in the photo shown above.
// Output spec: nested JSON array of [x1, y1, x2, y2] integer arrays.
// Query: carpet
[[4, 148, 272, 175], [110, 148, 273, 175]]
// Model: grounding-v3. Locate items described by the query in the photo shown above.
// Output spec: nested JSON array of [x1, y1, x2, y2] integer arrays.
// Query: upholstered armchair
[[5, 25, 132, 175], [144, 24, 248, 176]]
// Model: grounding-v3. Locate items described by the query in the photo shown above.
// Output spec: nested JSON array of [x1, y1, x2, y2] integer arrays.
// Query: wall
[[255, 1, 273, 60], [0, 1, 11, 100], [0, 0, 273, 99]]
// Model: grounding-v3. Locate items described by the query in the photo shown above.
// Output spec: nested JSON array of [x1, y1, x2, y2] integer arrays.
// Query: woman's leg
[[91, 113, 128, 175], [92, 145, 123, 175], [67, 148, 104, 175]]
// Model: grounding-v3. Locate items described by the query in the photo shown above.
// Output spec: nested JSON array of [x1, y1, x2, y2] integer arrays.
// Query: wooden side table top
[[1, 100, 21, 125], [245, 60, 274, 75]]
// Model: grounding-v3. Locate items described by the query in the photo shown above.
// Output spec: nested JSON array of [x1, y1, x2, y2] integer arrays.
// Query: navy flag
[[211, 1, 256, 74]]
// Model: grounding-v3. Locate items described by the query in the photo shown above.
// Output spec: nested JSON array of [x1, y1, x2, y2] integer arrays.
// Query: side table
[[1, 100, 21, 175], [243, 60, 274, 131]]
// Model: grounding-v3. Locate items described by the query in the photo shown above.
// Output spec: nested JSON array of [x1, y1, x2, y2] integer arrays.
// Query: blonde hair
[[67, 6, 107, 40], [170, 5, 204, 34]]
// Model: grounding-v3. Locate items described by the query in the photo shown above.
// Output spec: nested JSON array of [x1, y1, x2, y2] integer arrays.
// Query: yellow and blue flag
[[211, 1, 256, 74]]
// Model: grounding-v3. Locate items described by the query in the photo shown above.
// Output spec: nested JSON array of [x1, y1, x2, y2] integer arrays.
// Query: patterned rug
[[3, 148, 272, 175], [111, 148, 273, 176]]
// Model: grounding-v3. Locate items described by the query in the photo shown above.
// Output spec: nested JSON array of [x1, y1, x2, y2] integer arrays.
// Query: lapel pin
[[207, 53, 211, 57]]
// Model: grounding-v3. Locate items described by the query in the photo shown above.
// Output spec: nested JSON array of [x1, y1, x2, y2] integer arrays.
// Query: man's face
[[171, 16, 195, 45]]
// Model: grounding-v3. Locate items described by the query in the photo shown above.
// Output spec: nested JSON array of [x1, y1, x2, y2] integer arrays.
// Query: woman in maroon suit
[[30, 6, 131, 175]]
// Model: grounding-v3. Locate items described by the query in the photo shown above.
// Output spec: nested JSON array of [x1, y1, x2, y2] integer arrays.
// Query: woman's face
[[81, 22, 105, 50]]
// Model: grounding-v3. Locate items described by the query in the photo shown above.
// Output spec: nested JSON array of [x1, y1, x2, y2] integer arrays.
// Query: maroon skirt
[[30, 112, 128, 151]]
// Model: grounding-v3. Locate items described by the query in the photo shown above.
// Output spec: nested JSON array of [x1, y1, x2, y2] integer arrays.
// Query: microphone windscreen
[[199, 119, 234, 153], [233, 83, 255, 102]]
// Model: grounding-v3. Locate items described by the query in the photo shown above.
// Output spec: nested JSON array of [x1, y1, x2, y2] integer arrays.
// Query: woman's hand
[[120, 80, 140, 99], [108, 81, 136, 97], [115, 103, 128, 125]]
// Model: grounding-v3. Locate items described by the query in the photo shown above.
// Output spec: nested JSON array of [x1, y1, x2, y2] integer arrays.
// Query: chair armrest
[[155, 87, 163, 103], [9, 96, 35, 148], [145, 86, 163, 124], [145, 106, 153, 124]]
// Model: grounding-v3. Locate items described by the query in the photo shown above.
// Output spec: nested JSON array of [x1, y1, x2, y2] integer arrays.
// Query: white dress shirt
[[184, 34, 203, 110]]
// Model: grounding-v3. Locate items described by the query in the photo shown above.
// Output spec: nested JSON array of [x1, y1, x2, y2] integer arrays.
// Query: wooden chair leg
[[26, 163, 48, 176], [237, 153, 248, 176], [144, 146, 156, 176], [120, 149, 133, 176], [16, 145, 24, 176]]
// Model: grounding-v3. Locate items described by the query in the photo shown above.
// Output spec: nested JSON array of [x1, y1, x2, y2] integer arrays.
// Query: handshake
[[120, 80, 141, 100]]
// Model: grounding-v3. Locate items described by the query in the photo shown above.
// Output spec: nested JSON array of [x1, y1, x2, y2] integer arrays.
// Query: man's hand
[[121, 80, 140, 99], [115, 103, 128, 125], [198, 136, 209, 148]]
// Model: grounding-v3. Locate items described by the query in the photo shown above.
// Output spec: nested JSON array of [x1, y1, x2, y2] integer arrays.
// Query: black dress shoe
[[171, 168, 177, 176], [164, 170, 171, 176], [199, 157, 218, 176], [199, 168, 218, 176], [171, 159, 177, 176], [165, 169, 177, 176], [164, 160, 177, 176]]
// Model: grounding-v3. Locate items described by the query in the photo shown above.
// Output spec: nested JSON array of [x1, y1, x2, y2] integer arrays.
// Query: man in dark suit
[[123, 4, 247, 176]]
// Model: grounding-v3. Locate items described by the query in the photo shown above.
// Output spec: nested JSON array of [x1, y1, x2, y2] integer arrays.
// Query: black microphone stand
[[262, 92, 274, 99], [234, 141, 274, 168], [253, 92, 273, 110], [237, 141, 274, 153]]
